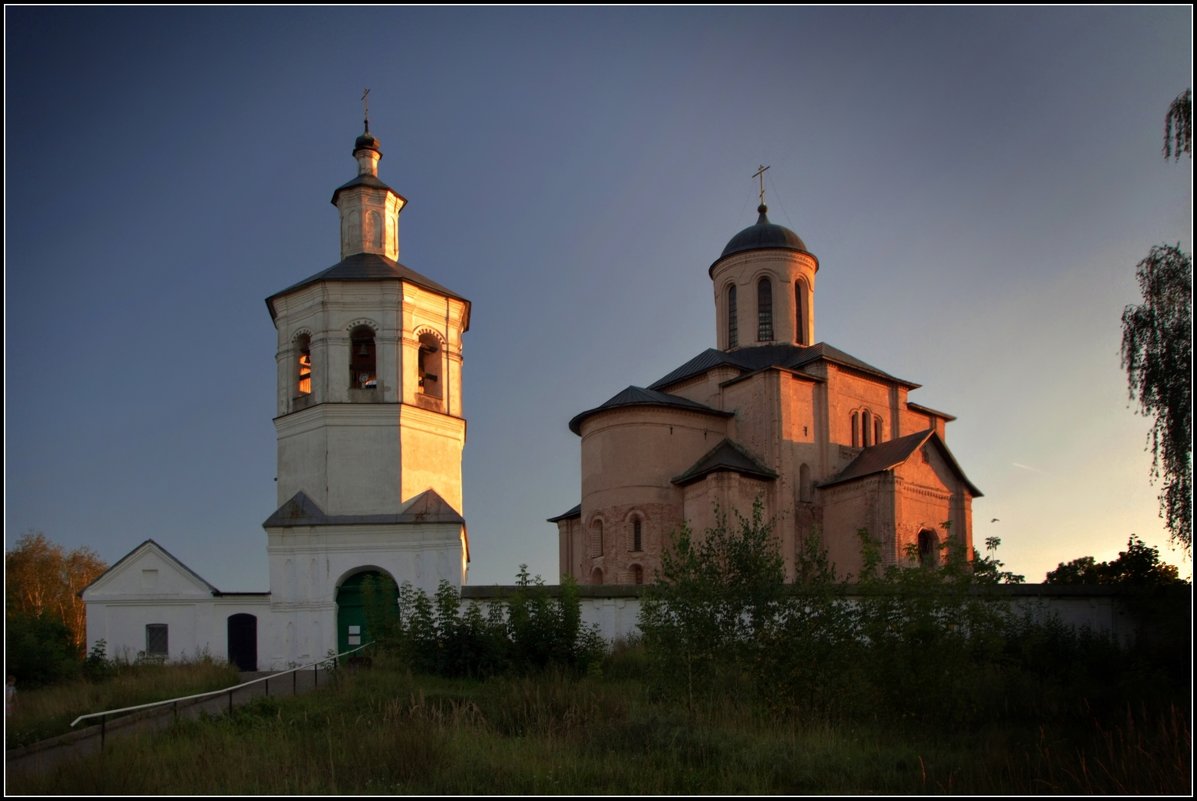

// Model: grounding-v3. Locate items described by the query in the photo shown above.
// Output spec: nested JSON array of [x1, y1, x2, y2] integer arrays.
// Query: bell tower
[[261, 119, 471, 666]]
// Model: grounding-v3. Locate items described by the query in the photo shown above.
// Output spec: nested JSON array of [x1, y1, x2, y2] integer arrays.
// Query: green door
[[335, 571, 397, 654]]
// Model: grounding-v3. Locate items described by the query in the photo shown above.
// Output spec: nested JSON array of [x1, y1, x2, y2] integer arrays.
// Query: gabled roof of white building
[[649, 342, 920, 392], [81, 539, 220, 598], [263, 489, 465, 528], [821, 429, 983, 496]]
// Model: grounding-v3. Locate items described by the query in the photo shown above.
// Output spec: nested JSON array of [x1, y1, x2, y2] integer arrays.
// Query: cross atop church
[[752, 164, 770, 206], [362, 88, 370, 133]]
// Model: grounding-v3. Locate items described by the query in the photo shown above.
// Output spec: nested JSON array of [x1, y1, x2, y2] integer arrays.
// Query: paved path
[[5, 667, 332, 778]]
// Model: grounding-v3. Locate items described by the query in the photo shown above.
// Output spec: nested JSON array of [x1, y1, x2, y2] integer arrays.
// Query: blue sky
[[5, 7, 1192, 587]]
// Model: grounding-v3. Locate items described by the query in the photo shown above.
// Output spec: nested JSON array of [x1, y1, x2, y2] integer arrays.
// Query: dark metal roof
[[354, 131, 381, 155], [672, 438, 778, 486], [649, 342, 917, 392], [820, 429, 982, 496], [906, 401, 957, 422], [568, 386, 733, 435], [265, 252, 469, 319], [709, 204, 816, 275], [330, 173, 405, 206], [547, 503, 581, 523], [263, 489, 465, 528]]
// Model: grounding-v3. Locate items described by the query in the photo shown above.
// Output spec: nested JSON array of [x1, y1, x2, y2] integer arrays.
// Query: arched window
[[296, 334, 312, 396], [799, 463, 812, 502], [851, 411, 860, 447], [631, 564, 644, 585], [757, 277, 773, 341], [368, 211, 383, 248], [591, 567, 604, 586], [727, 284, 738, 348], [861, 410, 872, 447], [918, 530, 939, 567], [795, 279, 809, 346], [418, 333, 442, 398], [630, 517, 643, 552], [874, 416, 884, 445], [349, 326, 377, 388], [589, 520, 604, 558]]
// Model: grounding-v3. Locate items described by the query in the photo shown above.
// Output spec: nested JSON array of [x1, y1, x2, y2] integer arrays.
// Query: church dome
[[719, 204, 807, 259], [354, 131, 381, 155]]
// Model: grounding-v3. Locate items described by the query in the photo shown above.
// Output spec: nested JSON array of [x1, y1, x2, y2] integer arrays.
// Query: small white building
[[84, 123, 471, 670]]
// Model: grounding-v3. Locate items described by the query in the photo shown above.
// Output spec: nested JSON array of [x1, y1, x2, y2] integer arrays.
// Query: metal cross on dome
[[752, 164, 770, 206], [362, 88, 370, 132]]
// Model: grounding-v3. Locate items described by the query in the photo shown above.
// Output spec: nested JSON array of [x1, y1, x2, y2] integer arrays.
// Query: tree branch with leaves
[[1121, 88, 1192, 550]]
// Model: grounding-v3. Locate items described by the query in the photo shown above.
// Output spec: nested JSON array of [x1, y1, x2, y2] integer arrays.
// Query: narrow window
[[349, 326, 377, 389], [631, 518, 642, 552], [589, 520, 604, 558], [632, 565, 644, 585], [851, 411, 860, 447], [757, 277, 773, 341], [418, 333, 442, 398], [369, 210, 383, 248], [795, 279, 809, 346], [297, 334, 312, 396], [145, 624, 168, 660], [874, 416, 884, 445], [591, 567, 604, 586], [862, 410, 872, 447], [799, 463, 812, 502], [727, 284, 738, 348], [918, 530, 938, 567]]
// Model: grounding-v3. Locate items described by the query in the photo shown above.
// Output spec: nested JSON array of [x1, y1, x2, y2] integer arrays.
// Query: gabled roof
[[547, 503, 581, 523], [568, 386, 733, 435], [820, 429, 982, 496], [672, 438, 778, 486], [265, 253, 469, 320], [81, 539, 220, 598], [649, 342, 918, 392], [263, 489, 465, 528]]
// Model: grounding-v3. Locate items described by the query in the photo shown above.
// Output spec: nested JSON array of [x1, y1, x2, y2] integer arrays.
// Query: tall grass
[[6, 653, 1190, 795], [5, 657, 240, 748]]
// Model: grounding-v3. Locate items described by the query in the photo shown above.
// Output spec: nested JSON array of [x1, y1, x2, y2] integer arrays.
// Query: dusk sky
[[5, 7, 1192, 589]]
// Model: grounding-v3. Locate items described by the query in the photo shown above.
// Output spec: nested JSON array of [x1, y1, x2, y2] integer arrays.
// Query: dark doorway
[[227, 613, 258, 671]]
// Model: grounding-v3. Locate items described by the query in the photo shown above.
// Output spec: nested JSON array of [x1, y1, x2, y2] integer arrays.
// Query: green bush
[[371, 570, 604, 679], [5, 612, 81, 687]]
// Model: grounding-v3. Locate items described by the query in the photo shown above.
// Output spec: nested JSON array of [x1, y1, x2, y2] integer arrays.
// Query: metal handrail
[[69, 643, 372, 731]]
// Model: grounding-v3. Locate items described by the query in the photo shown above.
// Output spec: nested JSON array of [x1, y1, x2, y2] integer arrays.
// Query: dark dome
[[354, 131, 381, 155], [719, 204, 807, 259]]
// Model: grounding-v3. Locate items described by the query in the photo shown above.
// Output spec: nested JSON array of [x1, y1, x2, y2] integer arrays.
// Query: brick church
[[550, 180, 981, 584]]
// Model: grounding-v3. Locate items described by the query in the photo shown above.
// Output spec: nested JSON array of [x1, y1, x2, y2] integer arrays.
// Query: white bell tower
[[260, 118, 471, 666]]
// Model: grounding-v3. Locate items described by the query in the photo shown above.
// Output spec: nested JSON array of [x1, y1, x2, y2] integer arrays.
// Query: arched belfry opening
[[349, 325, 377, 389], [418, 332, 442, 399]]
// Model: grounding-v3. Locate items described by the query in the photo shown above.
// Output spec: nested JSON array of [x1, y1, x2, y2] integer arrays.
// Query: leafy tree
[[638, 500, 785, 706], [1121, 89, 1192, 550], [1044, 535, 1184, 586], [5, 531, 107, 652], [1163, 88, 1191, 161]]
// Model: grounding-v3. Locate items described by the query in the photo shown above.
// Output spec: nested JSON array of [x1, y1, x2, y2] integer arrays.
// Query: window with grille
[[757, 277, 773, 341], [145, 624, 168, 658]]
